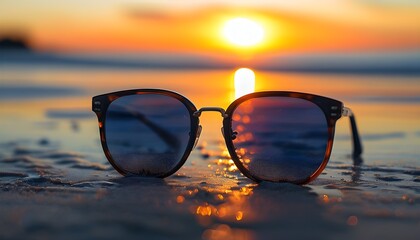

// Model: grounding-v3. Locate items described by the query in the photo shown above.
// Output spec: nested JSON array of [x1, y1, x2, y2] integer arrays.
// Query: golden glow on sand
[[234, 68, 255, 99], [222, 18, 265, 47]]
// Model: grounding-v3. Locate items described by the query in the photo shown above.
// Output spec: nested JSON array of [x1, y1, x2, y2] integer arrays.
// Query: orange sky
[[0, 1, 419, 55]]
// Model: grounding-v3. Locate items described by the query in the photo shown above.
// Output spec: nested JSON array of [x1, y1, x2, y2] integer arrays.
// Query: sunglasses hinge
[[193, 107, 228, 118], [341, 106, 353, 117], [92, 100, 102, 113]]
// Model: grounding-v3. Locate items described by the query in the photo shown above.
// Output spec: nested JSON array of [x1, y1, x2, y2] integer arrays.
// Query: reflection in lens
[[105, 94, 192, 176], [231, 97, 328, 182]]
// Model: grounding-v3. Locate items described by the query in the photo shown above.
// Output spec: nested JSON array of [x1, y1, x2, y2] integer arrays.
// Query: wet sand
[[0, 135, 419, 240], [1, 68, 419, 239]]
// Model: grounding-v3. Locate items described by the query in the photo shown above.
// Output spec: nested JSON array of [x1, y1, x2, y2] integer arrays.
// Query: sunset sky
[[0, 0, 419, 56]]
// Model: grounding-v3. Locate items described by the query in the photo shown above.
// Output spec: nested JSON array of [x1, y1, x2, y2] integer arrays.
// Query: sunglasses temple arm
[[342, 107, 363, 158]]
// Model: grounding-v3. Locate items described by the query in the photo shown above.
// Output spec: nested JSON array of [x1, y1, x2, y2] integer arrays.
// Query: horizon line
[[1, 50, 419, 76]]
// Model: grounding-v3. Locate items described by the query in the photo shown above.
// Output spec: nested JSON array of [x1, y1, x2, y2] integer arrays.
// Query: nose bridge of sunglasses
[[193, 107, 228, 118], [192, 107, 229, 149], [193, 125, 202, 149]]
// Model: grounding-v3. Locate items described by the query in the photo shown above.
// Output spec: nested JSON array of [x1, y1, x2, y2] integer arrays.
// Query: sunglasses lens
[[104, 94, 192, 176], [230, 97, 329, 182]]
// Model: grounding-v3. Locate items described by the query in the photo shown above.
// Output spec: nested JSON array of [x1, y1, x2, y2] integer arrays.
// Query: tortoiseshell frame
[[224, 92, 343, 184], [93, 89, 362, 184]]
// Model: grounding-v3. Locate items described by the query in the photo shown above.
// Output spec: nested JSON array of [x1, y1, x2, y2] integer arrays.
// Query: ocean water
[[0, 60, 419, 239]]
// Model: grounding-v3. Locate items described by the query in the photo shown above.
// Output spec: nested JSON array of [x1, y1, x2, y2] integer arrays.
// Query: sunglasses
[[92, 89, 362, 184]]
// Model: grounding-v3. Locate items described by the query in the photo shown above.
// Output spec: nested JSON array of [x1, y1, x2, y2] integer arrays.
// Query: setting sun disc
[[222, 18, 265, 47]]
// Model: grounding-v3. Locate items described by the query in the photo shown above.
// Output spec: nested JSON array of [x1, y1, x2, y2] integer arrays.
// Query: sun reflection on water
[[192, 185, 254, 220], [167, 141, 258, 239], [234, 68, 255, 99]]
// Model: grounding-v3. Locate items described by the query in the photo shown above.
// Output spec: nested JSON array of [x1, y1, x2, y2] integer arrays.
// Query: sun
[[222, 18, 265, 47]]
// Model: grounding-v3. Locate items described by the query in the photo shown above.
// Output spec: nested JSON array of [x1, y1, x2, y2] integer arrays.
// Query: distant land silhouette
[[0, 37, 31, 51]]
